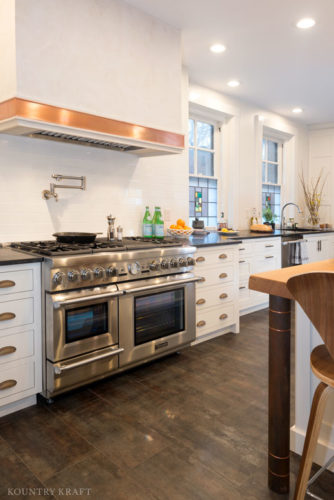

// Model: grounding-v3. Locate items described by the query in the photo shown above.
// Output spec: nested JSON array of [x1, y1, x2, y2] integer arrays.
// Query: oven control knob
[[161, 259, 170, 269], [179, 258, 187, 267], [53, 272, 65, 285], [149, 261, 160, 271], [94, 267, 104, 279], [128, 262, 141, 275], [106, 266, 118, 277], [187, 257, 195, 266], [81, 268, 92, 281], [68, 270, 80, 282], [170, 258, 178, 268]]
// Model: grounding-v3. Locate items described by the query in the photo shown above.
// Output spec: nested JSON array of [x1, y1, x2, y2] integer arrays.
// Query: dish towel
[[289, 241, 308, 265]]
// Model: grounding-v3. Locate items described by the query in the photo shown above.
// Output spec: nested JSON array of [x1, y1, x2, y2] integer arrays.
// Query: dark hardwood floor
[[1, 309, 333, 499]]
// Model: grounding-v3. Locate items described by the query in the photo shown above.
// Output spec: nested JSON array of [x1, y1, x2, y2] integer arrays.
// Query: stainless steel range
[[11, 238, 198, 399]]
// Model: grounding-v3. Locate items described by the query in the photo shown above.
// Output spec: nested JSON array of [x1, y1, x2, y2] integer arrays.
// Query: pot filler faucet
[[280, 202, 302, 230]]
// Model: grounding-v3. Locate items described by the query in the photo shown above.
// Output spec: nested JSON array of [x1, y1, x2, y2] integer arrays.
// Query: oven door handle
[[54, 347, 124, 374], [53, 290, 123, 308], [123, 276, 201, 295]]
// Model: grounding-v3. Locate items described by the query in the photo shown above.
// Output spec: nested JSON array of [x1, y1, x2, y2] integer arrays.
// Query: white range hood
[[0, 98, 184, 157], [0, 1, 184, 156]]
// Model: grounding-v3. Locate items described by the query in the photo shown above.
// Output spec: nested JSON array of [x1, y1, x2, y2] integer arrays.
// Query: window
[[262, 137, 283, 223], [188, 118, 218, 227]]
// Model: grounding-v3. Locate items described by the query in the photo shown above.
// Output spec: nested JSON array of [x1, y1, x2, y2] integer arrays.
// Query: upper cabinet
[[0, 0, 184, 156]]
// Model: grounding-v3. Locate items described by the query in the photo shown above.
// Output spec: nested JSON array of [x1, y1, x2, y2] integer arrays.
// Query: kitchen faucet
[[280, 202, 302, 230]]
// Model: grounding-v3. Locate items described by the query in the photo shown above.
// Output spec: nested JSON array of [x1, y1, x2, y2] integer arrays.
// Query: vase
[[308, 211, 320, 227]]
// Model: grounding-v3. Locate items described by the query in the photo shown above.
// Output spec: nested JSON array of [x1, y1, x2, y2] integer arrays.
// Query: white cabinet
[[0, 263, 42, 417], [239, 237, 281, 315], [194, 245, 239, 344], [305, 234, 334, 263]]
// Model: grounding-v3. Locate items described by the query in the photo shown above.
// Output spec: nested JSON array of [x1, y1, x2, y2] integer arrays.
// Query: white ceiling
[[125, 0, 334, 125]]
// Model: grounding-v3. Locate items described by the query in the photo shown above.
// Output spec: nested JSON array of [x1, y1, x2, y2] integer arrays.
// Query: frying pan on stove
[[53, 232, 103, 244]]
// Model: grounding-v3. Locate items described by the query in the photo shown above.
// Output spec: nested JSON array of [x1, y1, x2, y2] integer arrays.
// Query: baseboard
[[192, 325, 237, 345], [240, 302, 268, 316], [0, 395, 36, 418], [290, 424, 334, 470]]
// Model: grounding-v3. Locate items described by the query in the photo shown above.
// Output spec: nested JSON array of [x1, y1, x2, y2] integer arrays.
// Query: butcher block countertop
[[249, 259, 334, 299]]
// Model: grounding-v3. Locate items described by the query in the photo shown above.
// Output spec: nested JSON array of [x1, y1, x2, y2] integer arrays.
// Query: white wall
[[14, 0, 182, 133], [0, 0, 16, 101], [307, 126, 334, 225], [0, 133, 188, 243], [188, 83, 309, 229]]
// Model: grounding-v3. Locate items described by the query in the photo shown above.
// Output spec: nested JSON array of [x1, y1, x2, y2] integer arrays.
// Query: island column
[[268, 294, 291, 494]]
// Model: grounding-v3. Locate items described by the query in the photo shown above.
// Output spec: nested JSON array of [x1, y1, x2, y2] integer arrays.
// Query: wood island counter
[[249, 259, 334, 494]]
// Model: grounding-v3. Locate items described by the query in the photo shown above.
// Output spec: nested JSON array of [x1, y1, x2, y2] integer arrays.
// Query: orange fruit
[[176, 219, 185, 227], [176, 225, 184, 229], [170, 224, 177, 229], [184, 226, 191, 230]]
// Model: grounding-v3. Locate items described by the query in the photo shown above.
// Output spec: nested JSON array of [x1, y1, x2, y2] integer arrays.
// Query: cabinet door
[[306, 238, 320, 263], [318, 237, 333, 260]]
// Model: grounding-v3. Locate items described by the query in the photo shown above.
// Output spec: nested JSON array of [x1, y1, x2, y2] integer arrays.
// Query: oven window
[[65, 303, 108, 343], [134, 289, 185, 345]]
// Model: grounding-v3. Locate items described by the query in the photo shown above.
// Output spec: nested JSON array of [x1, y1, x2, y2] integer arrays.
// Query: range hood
[[0, 98, 184, 157]]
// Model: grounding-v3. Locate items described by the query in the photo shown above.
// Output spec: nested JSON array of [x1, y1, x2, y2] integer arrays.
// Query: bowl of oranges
[[168, 219, 193, 237]]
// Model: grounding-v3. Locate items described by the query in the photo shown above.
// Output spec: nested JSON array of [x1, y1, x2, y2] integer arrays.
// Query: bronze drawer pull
[[239, 260, 246, 264], [0, 346, 16, 356], [265, 256, 274, 259], [219, 313, 228, 320], [219, 253, 228, 259], [198, 277, 206, 283], [219, 293, 228, 299], [265, 244, 274, 248], [197, 320, 206, 327], [0, 312, 16, 321], [239, 248, 245, 251], [0, 379, 17, 390], [219, 273, 228, 279], [239, 286, 246, 290], [0, 280, 15, 288], [196, 298, 206, 305], [196, 256, 205, 263]]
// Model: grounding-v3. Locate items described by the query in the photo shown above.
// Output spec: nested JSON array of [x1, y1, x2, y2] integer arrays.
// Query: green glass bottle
[[152, 206, 164, 239], [142, 206, 153, 238]]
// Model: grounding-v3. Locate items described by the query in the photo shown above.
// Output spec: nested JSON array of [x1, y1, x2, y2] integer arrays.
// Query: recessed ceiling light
[[292, 107, 303, 113], [189, 91, 200, 101], [258, 115, 265, 122], [210, 43, 226, 54], [227, 80, 240, 88], [296, 18, 315, 29]]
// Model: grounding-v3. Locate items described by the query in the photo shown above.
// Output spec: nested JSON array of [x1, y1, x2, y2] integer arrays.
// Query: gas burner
[[11, 239, 125, 256], [123, 236, 182, 247]]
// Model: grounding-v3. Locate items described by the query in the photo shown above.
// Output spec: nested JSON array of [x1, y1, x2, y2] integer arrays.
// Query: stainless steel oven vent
[[29, 130, 141, 152]]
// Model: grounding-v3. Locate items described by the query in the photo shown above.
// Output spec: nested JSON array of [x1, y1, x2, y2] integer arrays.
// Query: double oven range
[[11, 238, 198, 399]]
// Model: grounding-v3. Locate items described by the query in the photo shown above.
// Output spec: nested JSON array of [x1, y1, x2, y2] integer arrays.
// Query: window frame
[[262, 136, 284, 222], [188, 114, 221, 228]]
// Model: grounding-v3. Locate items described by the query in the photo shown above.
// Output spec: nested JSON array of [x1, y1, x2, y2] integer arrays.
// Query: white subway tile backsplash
[[0, 134, 188, 243]]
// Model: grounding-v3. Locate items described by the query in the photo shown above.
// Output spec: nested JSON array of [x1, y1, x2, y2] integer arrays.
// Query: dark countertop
[[189, 228, 334, 247], [0, 248, 44, 266]]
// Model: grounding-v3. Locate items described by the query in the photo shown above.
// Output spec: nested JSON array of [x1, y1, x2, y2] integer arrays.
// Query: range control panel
[[48, 254, 196, 291]]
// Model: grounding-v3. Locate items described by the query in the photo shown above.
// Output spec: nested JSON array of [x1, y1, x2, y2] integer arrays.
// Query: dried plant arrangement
[[300, 170, 327, 226]]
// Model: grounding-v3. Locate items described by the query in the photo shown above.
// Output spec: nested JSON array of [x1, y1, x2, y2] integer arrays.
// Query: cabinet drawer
[[0, 359, 35, 400], [196, 283, 235, 309], [196, 303, 236, 337], [195, 247, 235, 266], [0, 298, 34, 330], [253, 239, 280, 255], [239, 259, 251, 278], [253, 255, 280, 273], [196, 264, 234, 287], [238, 243, 253, 257], [0, 269, 33, 297], [0, 330, 34, 365]]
